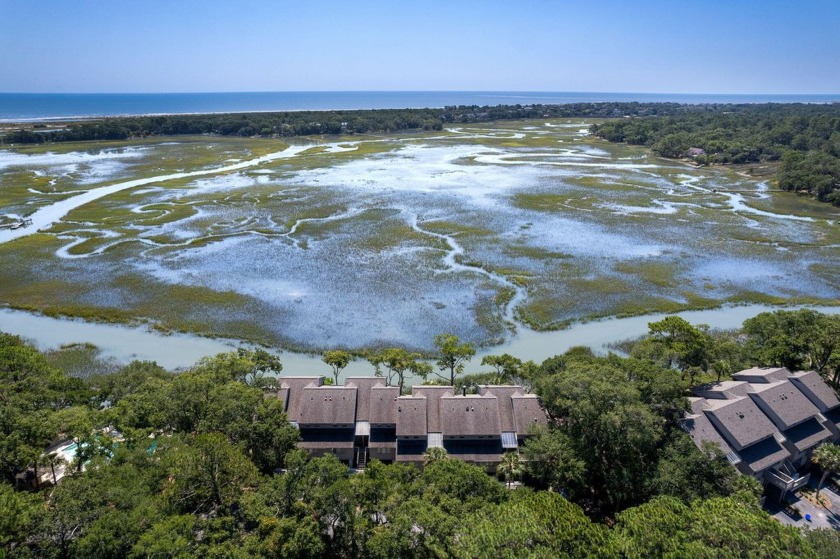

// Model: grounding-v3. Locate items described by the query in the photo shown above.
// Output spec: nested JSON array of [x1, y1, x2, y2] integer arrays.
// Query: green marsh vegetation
[[0, 119, 838, 352], [591, 103, 840, 205]]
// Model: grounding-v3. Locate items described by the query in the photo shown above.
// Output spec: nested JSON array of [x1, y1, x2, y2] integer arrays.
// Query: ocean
[[1, 91, 838, 122]]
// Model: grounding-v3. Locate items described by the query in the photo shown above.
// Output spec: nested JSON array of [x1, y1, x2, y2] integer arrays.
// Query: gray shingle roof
[[694, 380, 751, 400], [411, 386, 454, 432], [298, 386, 358, 426], [299, 440, 355, 449], [396, 396, 428, 437], [511, 394, 548, 435], [686, 368, 840, 477], [441, 394, 502, 437], [789, 371, 840, 413], [369, 386, 400, 425], [369, 440, 397, 449], [345, 377, 386, 421], [704, 396, 779, 451], [275, 387, 290, 411], [783, 417, 832, 452], [748, 380, 820, 430], [279, 376, 324, 422], [683, 411, 738, 461], [442, 452, 502, 463], [824, 407, 840, 429], [732, 367, 790, 383], [737, 437, 791, 474], [478, 386, 523, 432]]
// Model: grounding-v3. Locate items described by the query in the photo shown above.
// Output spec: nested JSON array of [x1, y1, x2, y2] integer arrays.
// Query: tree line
[[0, 102, 724, 146], [591, 103, 840, 205], [1, 309, 840, 557]]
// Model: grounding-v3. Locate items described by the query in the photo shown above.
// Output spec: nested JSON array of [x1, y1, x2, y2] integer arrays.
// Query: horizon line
[[3, 90, 840, 96]]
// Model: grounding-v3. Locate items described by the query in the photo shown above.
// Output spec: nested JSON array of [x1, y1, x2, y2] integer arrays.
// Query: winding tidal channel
[[2, 121, 839, 368], [2, 304, 839, 378], [0, 144, 313, 245]]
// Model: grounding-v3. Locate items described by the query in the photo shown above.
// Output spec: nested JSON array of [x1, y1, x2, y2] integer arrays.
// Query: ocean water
[[1, 91, 839, 121]]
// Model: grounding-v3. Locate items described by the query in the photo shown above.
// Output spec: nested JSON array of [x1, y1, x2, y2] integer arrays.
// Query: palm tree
[[423, 446, 448, 467], [497, 451, 523, 488], [44, 452, 68, 485], [811, 443, 840, 499]]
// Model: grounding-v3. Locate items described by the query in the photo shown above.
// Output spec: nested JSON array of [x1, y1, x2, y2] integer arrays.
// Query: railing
[[355, 447, 368, 470], [766, 468, 810, 492]]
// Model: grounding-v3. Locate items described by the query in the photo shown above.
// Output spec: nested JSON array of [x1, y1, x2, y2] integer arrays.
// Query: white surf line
[[0, 144, 313, 245], [405, 211, 528, 329]]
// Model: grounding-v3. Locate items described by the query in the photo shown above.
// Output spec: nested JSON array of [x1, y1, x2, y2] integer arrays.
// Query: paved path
[[767, 477, 840, 530]]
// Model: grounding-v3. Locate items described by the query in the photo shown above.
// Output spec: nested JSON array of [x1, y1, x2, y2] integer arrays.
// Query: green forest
[[3, 309, 840, 558], [591, 104, 840, 205], [4, 102, 840, 206], [0, 102, 690, 145]]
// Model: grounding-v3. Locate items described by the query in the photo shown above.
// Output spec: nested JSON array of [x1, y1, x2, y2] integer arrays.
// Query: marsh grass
[[44, 343, 121, 378], [614, 261, 679, 288], [2, 121, 839, 347]]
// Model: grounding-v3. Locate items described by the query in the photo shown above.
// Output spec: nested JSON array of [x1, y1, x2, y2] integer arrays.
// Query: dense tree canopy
[[591, 103, 840, 205], [0, 102, 704, 146], [2, 318, 840, 557]]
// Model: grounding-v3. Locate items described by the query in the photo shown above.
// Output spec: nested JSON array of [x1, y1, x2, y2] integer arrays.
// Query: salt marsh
[[1, 121, 838, 353]]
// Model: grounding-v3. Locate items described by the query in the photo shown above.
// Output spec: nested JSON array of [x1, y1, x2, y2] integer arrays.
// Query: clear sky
[[1, 0, 838, 94]]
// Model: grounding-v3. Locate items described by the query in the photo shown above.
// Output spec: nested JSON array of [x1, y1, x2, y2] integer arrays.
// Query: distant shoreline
[[2, 91, 839, 122]]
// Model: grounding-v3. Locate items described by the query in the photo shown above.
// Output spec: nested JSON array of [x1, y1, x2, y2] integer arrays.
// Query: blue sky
[[1, 0, 838, 93]]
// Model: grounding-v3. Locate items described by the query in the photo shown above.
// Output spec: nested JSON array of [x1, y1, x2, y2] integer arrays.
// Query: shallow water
[[2, 304, 838, 379], [1, 122, 839, 352]]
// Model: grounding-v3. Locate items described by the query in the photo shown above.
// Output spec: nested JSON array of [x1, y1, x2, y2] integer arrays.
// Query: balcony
[[766, 467, 810, 493]]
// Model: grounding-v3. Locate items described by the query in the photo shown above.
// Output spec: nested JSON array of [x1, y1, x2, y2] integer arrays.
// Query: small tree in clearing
[[812, 443, 840, 499]]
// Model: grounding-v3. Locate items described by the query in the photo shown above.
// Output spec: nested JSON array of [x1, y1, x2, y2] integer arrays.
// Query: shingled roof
[[298, 386, 357, 426], [441, 394, 502, 437], [369, 386, 400, 425], [279, 376, 324, 422], [686, 401, 791, 476], [411, 386, 454, 432], [695, 381, 751, 400], [478, 386, 522, 432], [511, 393, 548, 435], [748, 380, 820, 430], [783, 417, 832, 452], [683, 403, 738, 461], [396, 396, 427, 437], [288, 379, 547, 468], [688, 368, 840, 479], [274, 387, 290, 411], [703, 396, 778, 451], [345, 377, 386, 421], [789, 371, 840, 413], [737, 437, 791, 474], [733, 367, 790, 383]]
